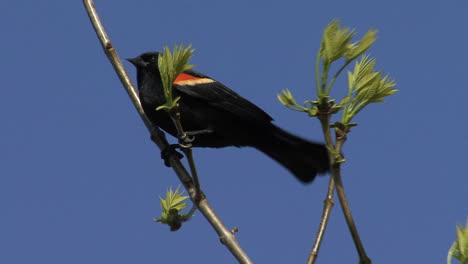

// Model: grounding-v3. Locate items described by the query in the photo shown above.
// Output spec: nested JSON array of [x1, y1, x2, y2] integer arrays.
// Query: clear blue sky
[[1, 0, 467, 263]]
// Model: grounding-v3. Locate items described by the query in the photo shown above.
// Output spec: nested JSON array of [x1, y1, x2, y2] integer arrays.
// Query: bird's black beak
[[126, 57, 140, 67], [126, 56, 150, 68]]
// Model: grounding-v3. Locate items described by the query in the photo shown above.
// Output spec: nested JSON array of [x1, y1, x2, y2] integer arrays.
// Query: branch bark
[[82, 1, 252, 263], [307, 106, 371, 264], [307, 110, 336, 264], [333, 128, 371, 264]]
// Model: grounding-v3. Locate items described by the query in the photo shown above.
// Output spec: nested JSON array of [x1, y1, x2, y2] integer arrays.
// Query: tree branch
[[307, 176, 335, 264], [82, 1, 253, 263], [307, 109, 336, 264], [307, 105, 371, 264], [333, 128, 371, 264]]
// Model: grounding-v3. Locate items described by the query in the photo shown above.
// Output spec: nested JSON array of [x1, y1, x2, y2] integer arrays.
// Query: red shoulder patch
[[175, 73, 201, 82], [174, 73, 215, 86]]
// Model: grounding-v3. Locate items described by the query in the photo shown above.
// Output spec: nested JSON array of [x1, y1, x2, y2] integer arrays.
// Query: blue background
[[1, 0, 467, 263]]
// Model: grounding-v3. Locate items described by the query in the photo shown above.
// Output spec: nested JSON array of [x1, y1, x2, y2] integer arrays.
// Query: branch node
[[105, 42, 113, 50], [231, 227, 239, 234], [324, 196, 335, 206]]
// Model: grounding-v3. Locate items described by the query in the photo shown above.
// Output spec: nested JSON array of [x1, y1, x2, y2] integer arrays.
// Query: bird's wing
[[173, 69, 273, 123]]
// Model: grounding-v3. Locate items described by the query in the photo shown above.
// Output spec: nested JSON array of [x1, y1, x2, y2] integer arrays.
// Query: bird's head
[[126, 52, 162, 89], [126, 52, 160, 72]]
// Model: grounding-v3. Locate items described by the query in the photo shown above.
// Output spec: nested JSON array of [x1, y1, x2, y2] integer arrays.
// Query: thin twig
[[182, 148, 202, 199], [82, 1, 253, 263], [307, 111, 336, 264], [308, 106, 371, 264], [307, 177, 335, 264], [181, 203, 198, 221], [325, 60, 353, 95], [333, 128, 371, 264], [169, 108, 203, 201]]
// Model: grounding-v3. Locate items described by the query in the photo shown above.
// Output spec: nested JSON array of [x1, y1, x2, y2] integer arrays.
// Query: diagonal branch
[[82, 1, 252, 263], [307, 106, 371, 264], [307, 109, 336, 264], [333, 128, 371, 264]]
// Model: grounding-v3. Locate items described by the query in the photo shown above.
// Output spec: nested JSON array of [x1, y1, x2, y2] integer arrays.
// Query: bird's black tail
[[253, 125, 330, 183]]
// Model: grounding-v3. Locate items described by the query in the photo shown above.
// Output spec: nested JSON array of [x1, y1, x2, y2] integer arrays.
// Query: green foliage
[[277, 19, 394, 263], [448, 220, 468, 264], [344, 28, 378, 61], [320, 19, 377, 63], [156, 44, 195, 111], [278, 19, 395, 128], [277, 89, 317, 116], [318, 19, 378, 96], [155, 186, 190, 231], [321, 20, 356, 64], [341, 55, 397, 124]]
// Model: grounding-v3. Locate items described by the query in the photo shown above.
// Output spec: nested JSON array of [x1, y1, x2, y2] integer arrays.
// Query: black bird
[[127, 52, 329, 183]]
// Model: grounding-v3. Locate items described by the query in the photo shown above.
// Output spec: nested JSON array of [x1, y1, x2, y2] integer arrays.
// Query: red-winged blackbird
[[127, 52, 329, 183]]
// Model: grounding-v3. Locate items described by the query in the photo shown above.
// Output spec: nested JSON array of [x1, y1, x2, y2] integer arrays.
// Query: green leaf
[[341, 55, 397, 124], [316, 20, 380, 99], [277, 90, 292, 106], [345, 29, 378, 61], [166, 186, 189, 211], [307, 107, 318, 116], [159, 197, 168, 217], [155, 186, 190, 230], [277, 89, 309, 112], [157, 44, 195, 112], [321, 19, 356, 64], [340, 96, 351, 106], [156, 97, 181, 111], [330, 103, 342, 114], [348, 55, 376, 91], [454, 220, 468, 263]]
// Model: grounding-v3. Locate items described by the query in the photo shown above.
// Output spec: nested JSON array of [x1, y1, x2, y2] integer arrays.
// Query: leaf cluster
[[341, 55, 397, 124], [321, 20, 377, 64], [156, 44, 195, 111], [278, 19, 396, 128], [449, 220, 468, 264], [155, 186, 190, 231]]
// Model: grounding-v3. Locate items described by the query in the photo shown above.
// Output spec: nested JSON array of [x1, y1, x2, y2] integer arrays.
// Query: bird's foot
[[178, 128, 213, 148], [161, 144, 184, 167], [185, 128, 214, 137], [160, 128, 213, 167]]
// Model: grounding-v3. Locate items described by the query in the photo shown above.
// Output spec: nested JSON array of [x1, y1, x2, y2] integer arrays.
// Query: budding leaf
[[157, 44, 195, 111], [345, 29, 378, 61], [321, 19, 355, 64], [342, 55, 397, 124], [155, 186, 190, 231], [277, 89, 309, 112], [453, 220, 468, 263]]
